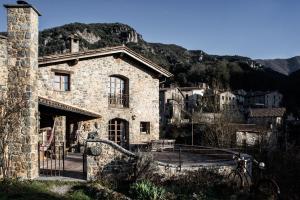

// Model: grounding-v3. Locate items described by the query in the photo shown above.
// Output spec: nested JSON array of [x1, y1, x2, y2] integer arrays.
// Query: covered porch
[[38, 96, 101, 179]]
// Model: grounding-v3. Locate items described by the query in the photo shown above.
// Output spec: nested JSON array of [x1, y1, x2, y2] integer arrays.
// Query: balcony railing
[[108, 93, 129, 108]]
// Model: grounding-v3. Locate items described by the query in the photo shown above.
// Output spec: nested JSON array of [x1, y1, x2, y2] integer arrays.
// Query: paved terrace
[[151, 145, 237, 167]]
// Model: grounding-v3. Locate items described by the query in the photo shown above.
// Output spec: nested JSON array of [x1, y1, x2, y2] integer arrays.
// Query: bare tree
[[193, 95, 243, 148]]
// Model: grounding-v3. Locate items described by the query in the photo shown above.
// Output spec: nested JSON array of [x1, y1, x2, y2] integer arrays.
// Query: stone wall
[[157, 162, 235, 177], [5, 5, 40, 179], [86, 139, 137, 181], [38, 55, 160, 146], [0, 36, 7, 87], [85, 140, 252, 181]]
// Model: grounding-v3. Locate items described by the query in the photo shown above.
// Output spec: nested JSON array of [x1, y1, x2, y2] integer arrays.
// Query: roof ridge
[[38, 45, 173, 77]]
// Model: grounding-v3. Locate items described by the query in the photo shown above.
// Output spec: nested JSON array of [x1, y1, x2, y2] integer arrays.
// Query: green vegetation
[[130, 180, 166, 200]]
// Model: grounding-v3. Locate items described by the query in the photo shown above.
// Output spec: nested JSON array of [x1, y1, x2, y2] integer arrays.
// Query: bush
[[130, 180, 165, 200]]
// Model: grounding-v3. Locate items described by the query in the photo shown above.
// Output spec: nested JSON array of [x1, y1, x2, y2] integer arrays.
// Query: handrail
[[85, 139, 137, 158]]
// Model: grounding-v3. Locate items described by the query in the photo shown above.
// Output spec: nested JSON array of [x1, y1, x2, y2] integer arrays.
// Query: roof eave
[[38, 46, 173, 78]]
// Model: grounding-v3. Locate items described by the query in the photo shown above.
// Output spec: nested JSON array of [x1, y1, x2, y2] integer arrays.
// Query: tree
[[193, 96, 243, 148]]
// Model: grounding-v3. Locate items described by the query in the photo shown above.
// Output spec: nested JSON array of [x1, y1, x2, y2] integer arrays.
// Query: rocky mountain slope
[[38, 23, 280, 88], [256, 56, 300, 76]]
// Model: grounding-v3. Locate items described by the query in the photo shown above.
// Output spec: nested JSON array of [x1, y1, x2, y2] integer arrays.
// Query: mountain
[[2, 22, 299, 114], [256, 56, 300, 76], [37, 23, 281, 88]]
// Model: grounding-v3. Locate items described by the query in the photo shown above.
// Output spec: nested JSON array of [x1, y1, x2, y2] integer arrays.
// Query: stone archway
[[108, 118, 129, 148]]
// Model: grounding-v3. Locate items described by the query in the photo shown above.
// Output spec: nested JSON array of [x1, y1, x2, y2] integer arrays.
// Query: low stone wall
[[85, 140, 252, 181], [86, 139, 137, 181], [156, 161, 235, 178]]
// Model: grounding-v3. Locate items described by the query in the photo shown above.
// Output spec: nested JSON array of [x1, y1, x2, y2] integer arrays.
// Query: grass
[[0, 179, 131, 200], [0, 180, 62, 200], [0, 180, 89, 200]]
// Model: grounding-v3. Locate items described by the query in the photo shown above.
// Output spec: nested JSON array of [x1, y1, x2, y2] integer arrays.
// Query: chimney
[[4, 1, 41, 179], [69, 34, 79, 53]]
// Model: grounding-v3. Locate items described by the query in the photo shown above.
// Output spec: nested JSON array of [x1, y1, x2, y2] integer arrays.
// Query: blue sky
[[1, 0, 299, 59]]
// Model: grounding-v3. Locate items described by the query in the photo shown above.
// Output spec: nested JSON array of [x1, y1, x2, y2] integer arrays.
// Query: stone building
[[0, 1, 172, 179], [235, 124, 272, 147], [179, 83, 209, 112], [159, 87, 185, 125], [218, 91, 238, 111], [235, 107, 286, 148], [247, 107, 286, 128], [245, 91, 283, 108]]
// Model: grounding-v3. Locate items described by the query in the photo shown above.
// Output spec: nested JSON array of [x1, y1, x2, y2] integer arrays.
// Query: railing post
[[38, 142, 40, 176], [62, 142, 65, 175], [178, 147, 182, 171]]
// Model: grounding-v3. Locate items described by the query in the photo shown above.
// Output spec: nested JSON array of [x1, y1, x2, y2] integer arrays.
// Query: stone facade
[[86, 139, 137, 181], [4, 4, 40, 179], [218, 91, 238, 111], [1, 2, 170, 180], [0, 36, 7, 87], [159, 87, 185, 126], [38, 55, 160, 146]]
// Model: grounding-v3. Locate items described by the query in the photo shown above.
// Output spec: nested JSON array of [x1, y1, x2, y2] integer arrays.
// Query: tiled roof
[[38, 45, 173, 77], [249, 107, 286, 117], [232, 123, 269, 133]]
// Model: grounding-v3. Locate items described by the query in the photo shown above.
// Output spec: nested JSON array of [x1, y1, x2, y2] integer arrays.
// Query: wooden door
[[108, 119, 128, 148]]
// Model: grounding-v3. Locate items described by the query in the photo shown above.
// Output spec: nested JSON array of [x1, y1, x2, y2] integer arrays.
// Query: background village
[[160, 84, 287, 149]]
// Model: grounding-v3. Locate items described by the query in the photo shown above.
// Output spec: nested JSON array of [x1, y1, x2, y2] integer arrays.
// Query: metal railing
[[38, 142, 65, 177], [108, 93, 129, 107]]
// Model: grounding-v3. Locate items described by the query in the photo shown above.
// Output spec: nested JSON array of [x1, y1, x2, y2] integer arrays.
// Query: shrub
[[130, 180, 165, 200]]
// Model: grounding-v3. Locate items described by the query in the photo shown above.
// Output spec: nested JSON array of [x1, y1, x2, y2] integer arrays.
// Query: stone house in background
[[217, 91, 238, 111], [159, 86, 185, 126], [247, 107, 286, 128], [235, 124, 272, 147], [179, 83, 209, 113], [245, 91, 283, 108], [0, 2, 172, 179]]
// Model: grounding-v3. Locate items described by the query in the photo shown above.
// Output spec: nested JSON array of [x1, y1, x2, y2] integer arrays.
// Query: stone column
[[54, 116, 66, 158], [0, 36, 7, 87], [4, 3, 41, 179]]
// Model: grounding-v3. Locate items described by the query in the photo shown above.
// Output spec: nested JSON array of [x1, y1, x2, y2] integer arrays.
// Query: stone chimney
[[4, 1, 41, 179], [69, 34, 79, 53]]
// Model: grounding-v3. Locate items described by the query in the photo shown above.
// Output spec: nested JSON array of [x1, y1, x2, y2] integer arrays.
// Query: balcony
[[108, 93, 129, 108]]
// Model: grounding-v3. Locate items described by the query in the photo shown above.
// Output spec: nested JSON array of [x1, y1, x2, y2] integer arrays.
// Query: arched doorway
[[108, 118, 129, 148]]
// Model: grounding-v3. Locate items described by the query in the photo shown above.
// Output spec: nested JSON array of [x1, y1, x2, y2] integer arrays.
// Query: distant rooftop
[[249, 107, 286, 117]]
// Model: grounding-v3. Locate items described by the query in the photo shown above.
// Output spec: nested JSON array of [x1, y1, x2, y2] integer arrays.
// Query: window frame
[[108, 75, 129, 108], [140, 121, 150, 134], [53, 72, 71, 92]]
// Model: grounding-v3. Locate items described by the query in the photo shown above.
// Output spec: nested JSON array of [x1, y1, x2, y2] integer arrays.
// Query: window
[[108, 76, 129, 107], [140, 122, 150, 134], [54, 73, 70, 91]]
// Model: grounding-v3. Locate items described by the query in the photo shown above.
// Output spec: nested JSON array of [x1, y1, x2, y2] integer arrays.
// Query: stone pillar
[[4, 3, 41, 179], [0, 36, 7, 87], [54, 116, 66, 157]]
